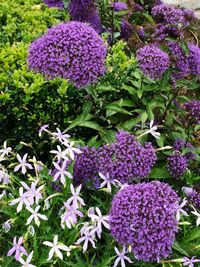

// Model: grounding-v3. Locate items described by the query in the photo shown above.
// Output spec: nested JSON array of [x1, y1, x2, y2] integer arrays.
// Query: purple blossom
[[183, 187, 200, 208], [188, 44, 200, 75], [152, 4, 192, 26], [183, 257, 200, 267], [68, 0, 102, 33], [137, 44, 170, 80], [112, 2, 128, 11], [167, 154, 188, 179], [183, 100, 200, 124], [109, 181, 180, 262], [120, 19, 134, 40], [73, 131, 157, 187], [7, 236, 28, 261], [43, 0, 63, 8], [173, 139, 196, 161], [28, 22, 107, 88]]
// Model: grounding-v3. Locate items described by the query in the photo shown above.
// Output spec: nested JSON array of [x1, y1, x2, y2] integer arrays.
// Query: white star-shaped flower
[[26, 206, 48, 227], [43, 235, 71, 261]]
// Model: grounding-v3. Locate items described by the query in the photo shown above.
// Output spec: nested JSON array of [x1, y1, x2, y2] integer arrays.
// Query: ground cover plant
[[0, 0, 200, 266]]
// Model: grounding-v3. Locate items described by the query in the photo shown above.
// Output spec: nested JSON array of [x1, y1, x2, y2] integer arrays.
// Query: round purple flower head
[[173, 139, 196, 161], [28, 22, 107, 88], [137, 45, 170, 80], [112, 2, 127, 11], [68, 0, 102, 33], [152, 4, 192, 26], [183, 186, 200, 208], [120, 19, 134, 40], [167, 154, 188, 179], [188, 44, 200, 75], [109, 181, 180, 262], [183, 100, 200, 124], [43, 0, 63, 8], [73, 131, 157, 187]]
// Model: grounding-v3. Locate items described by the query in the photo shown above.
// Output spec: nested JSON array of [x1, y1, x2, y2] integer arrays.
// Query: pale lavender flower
[[89, 207, 110, 233], [50, 145, 69, 161], [113, 246, 133, 267], [176, 198, 189, 221], [26, 206, 48, 227], [0, 169, 10, 184], [67, 184, 85, 209], [63, 141, 82, 160], [0, 141, 12, 159], [53, 160, 73, 185], [20, 180, 44, 205], [52, 128, 70, 143], [61, 202, 83, 229], [43, 235, 71, 261], [9, 187, 30, 213], [99, 172, 115, 193], [14, 154, 33, 175], [0, 189, 6, 199], [183, 257, 200, 267], [7, 236, 28, 261], [39, 124, 49, 137], [191, 206, 200, 226], [19, 251, 36, 267], [75, 231, 96, 252], [138, 120, 160, 139], [2, 219, 12, 233]]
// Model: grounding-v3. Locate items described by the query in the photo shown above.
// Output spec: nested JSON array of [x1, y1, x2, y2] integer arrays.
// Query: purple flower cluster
[[120, 19, 134, 40], [153, 24, 183, 43], [73, 131, 157, 187], [173, 139, 196, 161], [112, 2, 127, 11], [183, 100, 200, 124], [188, 44, 200, 75], [136, 45, 170, 80], [109, 181, 180, 262], [152, 4, 193, 26], [183, 187, 200, 208], [167, 154, 188, 179], [68, 0, 102, 33], [28, 22, 107, 88], [43, 0, 63, 8]]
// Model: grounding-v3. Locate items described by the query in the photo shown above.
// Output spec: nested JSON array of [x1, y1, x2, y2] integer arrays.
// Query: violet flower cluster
[[112, 2, 128, 11], [173, 139, 196, 161], [183, 100, 200, 124], [136, 44, 170, 80], [73, 131, 157, 187], [183, 187, 200, 209], [152, 4, 193, 26], [43, 0, 63, 8], [109, 181, 180, 262], [167, 154, 188, 179], [28, 22, 107, 88], [68, 0, 102, 33]]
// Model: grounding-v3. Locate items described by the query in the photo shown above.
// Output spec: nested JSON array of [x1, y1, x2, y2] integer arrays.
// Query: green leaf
[[122, 84, 137, 95], [66, 113, 93, 130], [96, 85, 118, 92], [172, 242, 189, 257], [141, 111, 148, 125], [120, 117, 140, 131], [149, 167, 171, 179], [78, 121, 102, 131], [106, 104, 132, 116]]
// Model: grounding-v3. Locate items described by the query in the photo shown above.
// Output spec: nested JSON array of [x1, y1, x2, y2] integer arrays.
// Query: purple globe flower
[[173, 139, 196, 161], [167, 154, 188, 179], [112, 2, 128, 11], [43, 0, 63, 8], [73, 131, 157, 187], [68, 0, 102, 33], [28, 22, 107, 88], [120, 19, 134, 40], [188, 44, 200, 75], [183, 100, 200, 124], [152, 4, 192, 26], [183, 187, 200, 208], [109, 181, 180, 262], [168, 41, 189, 79], [137, 45, 170, 80]]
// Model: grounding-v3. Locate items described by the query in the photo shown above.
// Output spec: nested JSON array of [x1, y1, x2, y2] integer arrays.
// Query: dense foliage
[[0, 0, 200, 266]]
